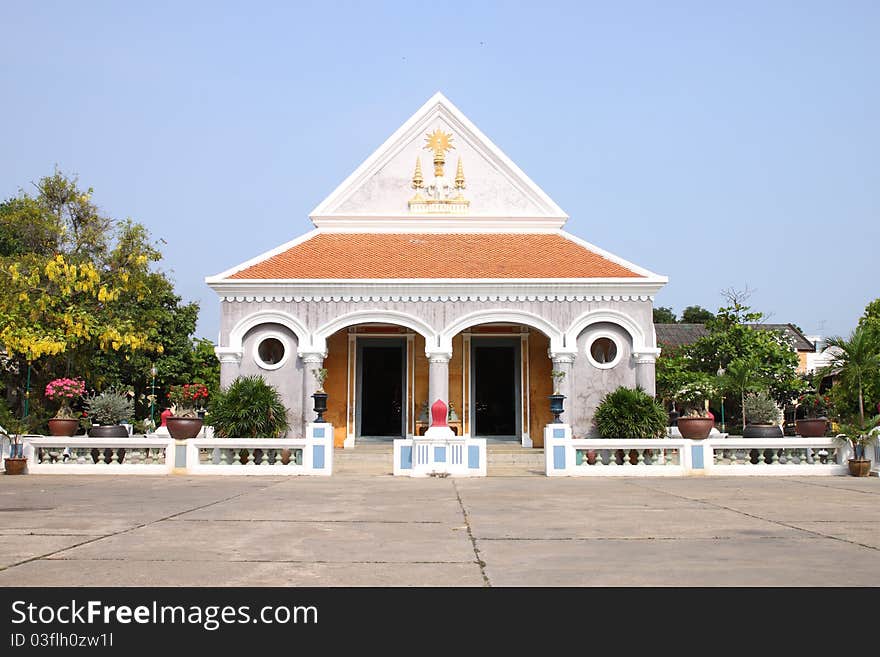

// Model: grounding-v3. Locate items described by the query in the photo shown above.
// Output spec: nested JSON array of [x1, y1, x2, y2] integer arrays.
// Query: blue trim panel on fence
[[313, 427, 325, 438], [468, 445, 480, 469], [313, 445, 325, 469], [553, 445, 566, 470], [434, 446, 446, 463], [400, 445, 412, 470], [691, 444, 704, 469]]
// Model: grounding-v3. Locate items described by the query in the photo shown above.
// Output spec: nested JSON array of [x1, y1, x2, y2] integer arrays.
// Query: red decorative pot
[[166, 417, 204, 440], [677, 417, 714, 440], [48, 418, 79, 437], [796, 418, 827, 437]]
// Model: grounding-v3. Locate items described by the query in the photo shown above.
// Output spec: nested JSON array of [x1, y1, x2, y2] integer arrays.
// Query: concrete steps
[[333, 443, 545, 476]]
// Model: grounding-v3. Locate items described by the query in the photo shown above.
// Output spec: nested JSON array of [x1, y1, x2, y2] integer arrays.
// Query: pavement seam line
[[624, 479, 880, 553], [452, 480, 490, 587], [0, 479, 291, 574]]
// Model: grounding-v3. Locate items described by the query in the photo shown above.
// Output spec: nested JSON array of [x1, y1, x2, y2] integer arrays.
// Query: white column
[[633, 350, 661, 396], [427, 351, 452, 409], [300, 351, 326, 431], [215, 348, 243, 388], [550, 352, 576, 401]]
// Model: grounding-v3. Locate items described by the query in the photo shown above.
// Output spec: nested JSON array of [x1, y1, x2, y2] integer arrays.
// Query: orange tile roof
[[228, 233, 644, 280]]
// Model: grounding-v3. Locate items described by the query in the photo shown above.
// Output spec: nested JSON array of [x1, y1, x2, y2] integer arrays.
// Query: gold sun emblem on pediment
[[424, 129, 454, 155]]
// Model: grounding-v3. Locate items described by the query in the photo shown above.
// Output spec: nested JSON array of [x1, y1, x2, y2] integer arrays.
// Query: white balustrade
[[24, 436, 174, 474], [706, 437, 847, 476]]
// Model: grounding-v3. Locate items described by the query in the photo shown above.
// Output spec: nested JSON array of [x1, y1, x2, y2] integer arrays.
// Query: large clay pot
[[4, 458, 27, 475], [848, 459, 871, 477], [166, 417, 204, 440], [743, 424, 783, 438], [795, 418, 828, 437], [677, 417, 714, 440], [48, 418, 79, 437], [88, 424, 128, 464]]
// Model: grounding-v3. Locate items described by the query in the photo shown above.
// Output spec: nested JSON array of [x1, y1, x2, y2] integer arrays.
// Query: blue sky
[[2, 1, 877, 340]]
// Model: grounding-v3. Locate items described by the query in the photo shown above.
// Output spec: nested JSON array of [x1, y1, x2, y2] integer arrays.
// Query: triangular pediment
[[310, 93, 567, 226]]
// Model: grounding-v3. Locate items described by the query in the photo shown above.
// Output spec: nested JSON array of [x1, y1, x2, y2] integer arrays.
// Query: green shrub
[[594, 386, 668, 438], [209, 375, 290, 438], [743, 391, 779, 425], [84, 387, 134, 425]]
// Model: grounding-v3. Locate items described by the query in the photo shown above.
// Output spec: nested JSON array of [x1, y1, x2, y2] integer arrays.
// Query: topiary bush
[[209, 375, 290, 438], [594, 386, 668, 438]]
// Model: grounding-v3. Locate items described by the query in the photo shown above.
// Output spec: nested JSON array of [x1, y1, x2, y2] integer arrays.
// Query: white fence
[[545, 424, 867, 477], [15, 423, 333, 476], [394, 433, 487, 477], [186, 423, 332, 476], [25, 436, 174, 475]]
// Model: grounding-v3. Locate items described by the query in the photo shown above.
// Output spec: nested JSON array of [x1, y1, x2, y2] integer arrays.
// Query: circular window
[[587, 336, 620, 369], [254, 336, 288, 370]]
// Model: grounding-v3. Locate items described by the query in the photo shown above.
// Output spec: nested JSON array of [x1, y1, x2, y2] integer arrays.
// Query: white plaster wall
[[331, 117, 545, 217], [237, 323, 303, 434], [570, 322, 637, 437]]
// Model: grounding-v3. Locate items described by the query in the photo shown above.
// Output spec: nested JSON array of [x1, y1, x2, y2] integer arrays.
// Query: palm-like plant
[[720, 357, 764, 431], [818, 326, 880, 426], [209, 375, 290, 438]]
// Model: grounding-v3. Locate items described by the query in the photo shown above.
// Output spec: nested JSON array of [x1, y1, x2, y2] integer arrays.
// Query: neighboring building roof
[[654, 322, 815, 351], [746, 323, 815, 352], [654, 323, 708, 348], [227, 232, 646, 280]]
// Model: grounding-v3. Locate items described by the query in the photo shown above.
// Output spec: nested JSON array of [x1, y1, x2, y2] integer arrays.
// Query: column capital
[[300, 351, 327, 364], [632, 348, 661, 364], [549, 351, 577, 365], [426, 350, 453, 364], [215, 347, 243, 364]]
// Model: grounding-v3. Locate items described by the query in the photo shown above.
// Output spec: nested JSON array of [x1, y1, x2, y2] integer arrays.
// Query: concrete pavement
[[0, 474, 878, 586]]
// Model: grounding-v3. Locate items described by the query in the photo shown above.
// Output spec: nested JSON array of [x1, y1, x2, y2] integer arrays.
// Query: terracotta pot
[[795, 418, 827, 437], [166, 417, 204, 440], [677, 417, 714, 440], [848, 459, 871, 477], [48, 418, 79, 437], [4, 457, 27, 475]]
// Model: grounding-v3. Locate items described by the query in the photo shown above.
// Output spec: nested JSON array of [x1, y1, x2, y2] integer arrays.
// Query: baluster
[[246, 450, 255, 466], [657, 448, 666, 466], [637, 450, 646, 466], [219, 449, 228, 466], [110, 449, 119, 465], [233, 448, 243, 466], [97, 450, 106, 465], [728, 448, 737, 466], [261, 450, 270, 467], [770, 449, 780, 466]]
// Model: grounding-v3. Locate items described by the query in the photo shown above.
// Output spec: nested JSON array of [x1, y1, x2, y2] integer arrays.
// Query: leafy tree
[[653, 306, 677, 324], [680, 305, 715, 324], [819, 325, 880, 426]]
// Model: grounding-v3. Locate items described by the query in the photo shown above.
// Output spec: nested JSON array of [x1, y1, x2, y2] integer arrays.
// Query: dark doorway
[[472, 339, 520, 439], [358, 339, 405, 438]]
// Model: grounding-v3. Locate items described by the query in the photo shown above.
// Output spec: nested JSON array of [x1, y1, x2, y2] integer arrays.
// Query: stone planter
[[548, 394, 565, 423], [312, 392, 328, 423], [48, 418, 79, 437], [166, 417, 204, 440], [677, 417, 714, 440], [795, 418, 827, 437]]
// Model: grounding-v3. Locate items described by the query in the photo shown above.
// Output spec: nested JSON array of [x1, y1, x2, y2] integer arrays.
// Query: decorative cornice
[[550, 353, 577, 364], [426, 351, 453, 363], [219, 293, 657, 303], [632, 348, 662, 364]]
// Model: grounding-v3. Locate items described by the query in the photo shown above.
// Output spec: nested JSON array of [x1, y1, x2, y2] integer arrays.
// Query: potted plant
[[742, 391, 783, 438], [837, 415, 879, 477], [593, 386, 667, 464], [166, 383, 209, 439], [795, 391, 830, 437], [311, 368, 328, 422], [0, 406, 28, 475], [44, 378, 86, 437], [549, 370, 566, 423], [674, 374, 717, 439], [84, 387, 134, 464], [209, 376, 291, 464]]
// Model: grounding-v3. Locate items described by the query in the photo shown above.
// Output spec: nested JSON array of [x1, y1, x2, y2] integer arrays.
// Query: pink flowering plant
[[44, 378, 86, 419]]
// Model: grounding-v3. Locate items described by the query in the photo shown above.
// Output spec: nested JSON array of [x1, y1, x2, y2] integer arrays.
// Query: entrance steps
[[333, 443, 545, 477]]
